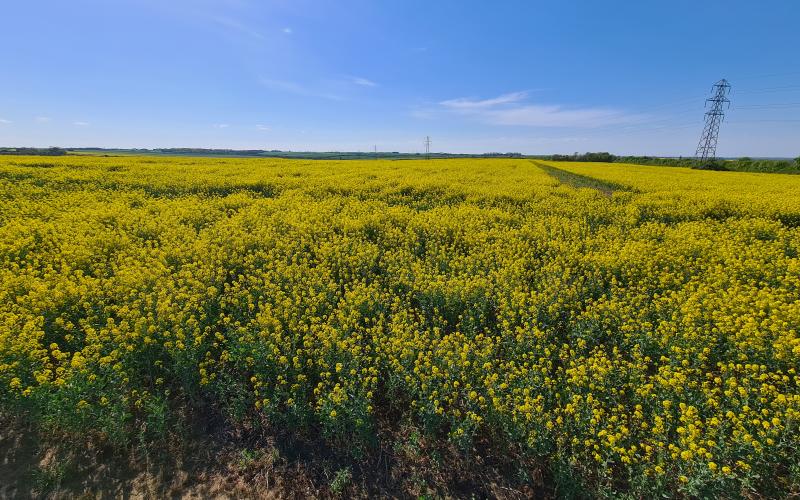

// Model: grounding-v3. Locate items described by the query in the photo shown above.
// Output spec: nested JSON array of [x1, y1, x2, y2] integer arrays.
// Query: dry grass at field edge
[[0, 411, 552, 499]]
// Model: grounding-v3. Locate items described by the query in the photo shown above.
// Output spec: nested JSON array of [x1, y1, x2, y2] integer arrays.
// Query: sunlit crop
[[1, 155, 798, 496]]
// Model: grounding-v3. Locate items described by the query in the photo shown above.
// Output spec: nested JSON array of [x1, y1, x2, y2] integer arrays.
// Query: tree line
[[548, 152, 800, 174], [0, 147, 67, 156]]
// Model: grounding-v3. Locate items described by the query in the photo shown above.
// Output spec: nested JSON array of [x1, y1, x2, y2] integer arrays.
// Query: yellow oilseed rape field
[[1, 155, 799, 496]]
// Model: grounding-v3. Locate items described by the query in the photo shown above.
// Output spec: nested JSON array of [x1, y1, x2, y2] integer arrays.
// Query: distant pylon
[[695, 79, 731, 162], [424, 136, 431, 159]]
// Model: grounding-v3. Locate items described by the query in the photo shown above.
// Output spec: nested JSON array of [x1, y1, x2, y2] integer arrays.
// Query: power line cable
[[735, 85, 800, 94]]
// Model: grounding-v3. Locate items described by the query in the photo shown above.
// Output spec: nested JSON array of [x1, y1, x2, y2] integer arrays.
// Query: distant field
[[64, 148, 511, 160], [1, 156, 799, 497]]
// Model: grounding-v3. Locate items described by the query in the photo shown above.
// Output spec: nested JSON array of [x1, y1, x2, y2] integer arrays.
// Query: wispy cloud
[[487, 105, 635, 127], [440, 91, 638, 128], [0, 118, 11, 124], [214, 123, 230, 129], [440, 91, 529, 110], [74, 121, 89, 126], [409, 106, 436, 120], [256, 124, 271, 131], [283, 27, 292, 34], [350, 76, 377, 87], [35, 116, 51, 123], [260, 78, 343, 101], [213, 16, 264, 40]]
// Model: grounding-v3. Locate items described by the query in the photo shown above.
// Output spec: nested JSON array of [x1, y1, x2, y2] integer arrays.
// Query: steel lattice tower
[[695, 79, 731, 162]]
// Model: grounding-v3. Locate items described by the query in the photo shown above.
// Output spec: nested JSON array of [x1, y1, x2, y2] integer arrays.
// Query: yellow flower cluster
[[1, 156, 798, 495]]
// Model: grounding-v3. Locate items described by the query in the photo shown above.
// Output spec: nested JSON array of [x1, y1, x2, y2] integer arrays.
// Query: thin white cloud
[[74, 121, 89, 126], [486, 105, 634, 128], [409, 107, 435, 120], [260, 78, 343, 101], [440, 91, 638, 128], [214, 123, 230, 128], [283, 27, 292, 34], [35, 116, 51, 123], [256, 124, 271, 131], [213, 16, 264, 40], [350, 77, 377, 87], [440, 91, 529, 110], [261, 78, 302, 93], [0, 119, 11, 124]]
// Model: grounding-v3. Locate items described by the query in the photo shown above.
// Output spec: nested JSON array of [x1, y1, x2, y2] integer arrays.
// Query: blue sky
[[1, 0, 798, 156]]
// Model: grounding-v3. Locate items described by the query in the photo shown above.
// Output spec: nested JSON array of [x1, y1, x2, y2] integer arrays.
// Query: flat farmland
[[1, 156, 799, 497]]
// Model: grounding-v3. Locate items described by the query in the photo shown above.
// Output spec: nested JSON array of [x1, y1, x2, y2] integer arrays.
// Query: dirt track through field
[[532, 160, 629, 196]]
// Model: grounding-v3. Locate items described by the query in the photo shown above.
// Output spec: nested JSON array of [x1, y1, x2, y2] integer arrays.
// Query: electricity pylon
[[695, 79, 731, 162]]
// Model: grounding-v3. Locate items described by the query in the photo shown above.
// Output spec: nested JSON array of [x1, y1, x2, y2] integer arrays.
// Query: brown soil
[[0, 414, 551, 499]]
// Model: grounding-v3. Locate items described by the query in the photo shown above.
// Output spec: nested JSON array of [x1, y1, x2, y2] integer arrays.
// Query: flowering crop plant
[[1, 155, 799, 496]]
